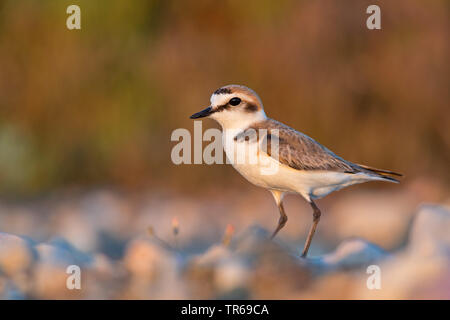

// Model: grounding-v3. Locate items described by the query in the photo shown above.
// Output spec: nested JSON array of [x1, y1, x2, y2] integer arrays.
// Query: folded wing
[[247, 119, 401, 181]]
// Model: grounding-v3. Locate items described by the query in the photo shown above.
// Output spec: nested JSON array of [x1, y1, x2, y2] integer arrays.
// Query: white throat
[[211, 110, 267, 131]]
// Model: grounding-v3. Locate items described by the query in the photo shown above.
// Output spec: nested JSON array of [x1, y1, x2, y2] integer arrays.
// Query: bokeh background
[[0, 0, 449, 299]]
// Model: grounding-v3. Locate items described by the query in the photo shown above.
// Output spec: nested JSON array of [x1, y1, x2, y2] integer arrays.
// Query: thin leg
[[301, 200, 321, 257], [270, 201, 288, 239], [269, 190, 288, 239]]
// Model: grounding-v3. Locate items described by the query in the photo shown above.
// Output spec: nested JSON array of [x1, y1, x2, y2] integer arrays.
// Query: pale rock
[[407, 204, 450, 257], [314, 238, 388, 271], [355, 204, 450, 299], [52, 205, 98, 252], [0, 232, 35, 276], [36, 237, 93, 267], [122, 237, 185, 299], [325, 191, 417, 249], [214, 258, 249, 293]]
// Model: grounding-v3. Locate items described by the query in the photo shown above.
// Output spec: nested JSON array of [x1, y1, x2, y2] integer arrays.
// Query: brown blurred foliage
[[0, 0, 448, 195]]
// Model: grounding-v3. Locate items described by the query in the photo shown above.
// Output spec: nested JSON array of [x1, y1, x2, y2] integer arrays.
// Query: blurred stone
[[214, 258, 249, 294], [184, 244, 231, 299], [185, 243, 250, 298], [96, 230, 128, 260], [186, 223, 300, 299], [407, 204, 450, 257], [32, 263, 83, 299], [229, 225, 311, 299], [122, 237, 184, 299], [51, 205, 98, 252], [91, 253, 116, 277], [1, 191, 449, 299], [124, 237, 175, 280], [354, 251, 449, 299], [294, 272, 355, 299], [83, 254, 125, 299], [36, 237, 93, 267], [80, 191, 134, 237], [32, 238, 95, 299], [354, 204, 450, 299], [232, 225, 272, 256], [0, 232, 35, 276], [315, 238, 388, 271], [0, 277, 26, 300], [324, 191, 418, 249], [193, 244, 231, 265]]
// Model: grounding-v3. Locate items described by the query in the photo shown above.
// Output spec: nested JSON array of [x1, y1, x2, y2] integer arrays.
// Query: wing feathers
[[244, 119, 402, 181], [248, 119, 357, 172], [356, 164, 403, 177]]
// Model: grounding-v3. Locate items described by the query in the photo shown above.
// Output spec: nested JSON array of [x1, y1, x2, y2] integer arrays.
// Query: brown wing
[[238, 118, 402, 182], [247, 119, 361, 173]]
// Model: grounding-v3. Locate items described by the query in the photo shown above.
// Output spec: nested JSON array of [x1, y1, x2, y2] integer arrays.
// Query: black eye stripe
[[245, 102, 258, 112], [229, 97, 241, 106], [215, 103, 230, 113]]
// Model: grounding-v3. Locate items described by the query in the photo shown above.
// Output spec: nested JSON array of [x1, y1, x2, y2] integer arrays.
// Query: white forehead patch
[[210, 93, 233, 107]]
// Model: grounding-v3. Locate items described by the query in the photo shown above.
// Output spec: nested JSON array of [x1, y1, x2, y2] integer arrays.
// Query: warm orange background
[[0, 0, 448, 196]]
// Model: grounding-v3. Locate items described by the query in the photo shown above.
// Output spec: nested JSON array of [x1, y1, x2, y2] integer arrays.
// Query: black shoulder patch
[[214, 87, 232, 95], [234, 128, 259, 142]]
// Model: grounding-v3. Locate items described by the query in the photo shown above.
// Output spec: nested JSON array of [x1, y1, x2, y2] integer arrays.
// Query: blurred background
[[0, 0, 449, 299]]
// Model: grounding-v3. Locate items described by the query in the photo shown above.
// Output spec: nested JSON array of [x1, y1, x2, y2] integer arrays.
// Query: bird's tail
[[357, 164, 403, 183]]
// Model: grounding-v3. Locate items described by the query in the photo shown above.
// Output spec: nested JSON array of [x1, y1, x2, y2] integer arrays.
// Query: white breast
[[222, 130, 300, 192]]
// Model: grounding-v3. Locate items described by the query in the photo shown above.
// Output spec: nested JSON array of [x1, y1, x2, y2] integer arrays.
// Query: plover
[[190, 84, 401, 257]]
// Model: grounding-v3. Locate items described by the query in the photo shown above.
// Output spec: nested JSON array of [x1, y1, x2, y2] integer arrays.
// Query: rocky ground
[[0, 184, 449, 299]]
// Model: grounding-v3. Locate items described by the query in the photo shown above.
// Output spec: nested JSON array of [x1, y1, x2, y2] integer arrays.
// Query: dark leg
[[301, 200, 321, 257], [270, 201, 288, 239]]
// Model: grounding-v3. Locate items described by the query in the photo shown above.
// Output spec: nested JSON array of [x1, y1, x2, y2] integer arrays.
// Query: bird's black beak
[[190, 106, 213, 119]]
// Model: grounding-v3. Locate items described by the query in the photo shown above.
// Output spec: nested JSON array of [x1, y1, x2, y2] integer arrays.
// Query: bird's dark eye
[[229, 97, 241, 106]]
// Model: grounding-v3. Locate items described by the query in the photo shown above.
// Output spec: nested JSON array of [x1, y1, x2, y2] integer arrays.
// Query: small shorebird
[[190, 85, 401, 257]]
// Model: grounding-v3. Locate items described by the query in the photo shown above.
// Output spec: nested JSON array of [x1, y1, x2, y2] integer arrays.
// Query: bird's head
[[190, 85, 267, 129]]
